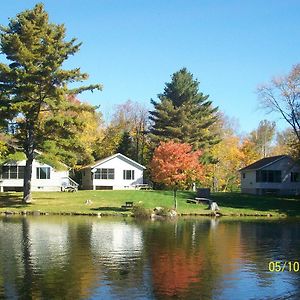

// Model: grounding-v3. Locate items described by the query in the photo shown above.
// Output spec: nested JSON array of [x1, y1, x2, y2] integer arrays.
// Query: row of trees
[[0, 4, 299, 203]]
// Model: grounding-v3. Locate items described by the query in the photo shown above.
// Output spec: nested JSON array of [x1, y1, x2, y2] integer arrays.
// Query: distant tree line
[[0, 4, 299, 201]]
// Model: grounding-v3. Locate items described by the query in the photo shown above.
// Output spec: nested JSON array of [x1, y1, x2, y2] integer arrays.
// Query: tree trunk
[[23, 155, 33, 203], [23, 125, 34, 204], [140, 128, 145, 165], [135, 132, 139, 163], [173, 188, 177, 210]]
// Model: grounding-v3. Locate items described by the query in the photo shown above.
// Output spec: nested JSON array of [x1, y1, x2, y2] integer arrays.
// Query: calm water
[[0, 216, 299, 300]]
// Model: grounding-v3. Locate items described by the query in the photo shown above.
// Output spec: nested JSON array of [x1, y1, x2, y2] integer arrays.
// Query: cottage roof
[[2, 152, 69, 170], [83, 153, 146, 170], [239, 155, 288, 172]]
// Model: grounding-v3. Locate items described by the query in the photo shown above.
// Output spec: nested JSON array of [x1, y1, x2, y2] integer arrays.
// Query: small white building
[[239, 155, 300, 195], [0, 159, 72, 192], [81, 153, 146, 190]]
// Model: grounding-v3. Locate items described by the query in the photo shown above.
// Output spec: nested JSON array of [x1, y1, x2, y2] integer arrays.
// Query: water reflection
[[91, 222, 143, 262], [28, 219, 69, 267], [0, 216, 299, 299], [146, 219, 244, 299]]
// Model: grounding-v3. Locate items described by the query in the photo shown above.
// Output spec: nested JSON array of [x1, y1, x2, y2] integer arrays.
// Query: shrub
[[132, 203, 151, 218]]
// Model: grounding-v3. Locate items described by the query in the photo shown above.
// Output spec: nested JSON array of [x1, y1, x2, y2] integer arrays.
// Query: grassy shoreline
[[0, 190, 299, 218]]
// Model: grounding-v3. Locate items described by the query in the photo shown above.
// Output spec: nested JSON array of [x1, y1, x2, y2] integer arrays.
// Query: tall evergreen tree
[[0, 4, 101, 203], [149, 68, 219, 152], [116, 131, 134, 158]]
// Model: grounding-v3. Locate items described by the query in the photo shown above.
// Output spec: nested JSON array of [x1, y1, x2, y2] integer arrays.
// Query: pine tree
[[149, 68, 219, 152], [116, 131, 134, 158], [0, 4, 102, 203]]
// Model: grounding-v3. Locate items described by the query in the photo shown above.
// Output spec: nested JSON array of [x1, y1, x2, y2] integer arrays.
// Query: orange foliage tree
[[150, 141, 203, 209]]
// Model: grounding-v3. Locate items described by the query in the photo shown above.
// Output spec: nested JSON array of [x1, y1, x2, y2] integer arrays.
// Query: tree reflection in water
[[0, 216, 299, 299]]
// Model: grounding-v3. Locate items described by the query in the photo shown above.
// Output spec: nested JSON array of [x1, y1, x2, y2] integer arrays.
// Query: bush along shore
[[0, 190, 299, 218]]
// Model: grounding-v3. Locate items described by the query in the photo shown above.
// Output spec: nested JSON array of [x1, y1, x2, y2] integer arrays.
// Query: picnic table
[[186, 197, 211, 205], [121, 201, 134, 209], [134, 184, 151, 190]]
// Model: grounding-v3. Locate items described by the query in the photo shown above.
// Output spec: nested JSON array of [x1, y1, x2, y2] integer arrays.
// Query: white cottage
[[81, 153, 146, 190], [0, 159, 73, 192], [239, 155, 300, 195]]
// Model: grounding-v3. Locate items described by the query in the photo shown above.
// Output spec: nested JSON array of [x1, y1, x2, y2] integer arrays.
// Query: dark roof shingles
[[240, 155, 287, 171]]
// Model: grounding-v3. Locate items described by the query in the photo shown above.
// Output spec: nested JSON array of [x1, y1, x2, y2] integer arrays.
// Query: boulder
[[210, 201, 220, 212]]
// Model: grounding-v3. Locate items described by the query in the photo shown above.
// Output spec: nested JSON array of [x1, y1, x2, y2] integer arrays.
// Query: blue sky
[[1, 1, 299, 134]]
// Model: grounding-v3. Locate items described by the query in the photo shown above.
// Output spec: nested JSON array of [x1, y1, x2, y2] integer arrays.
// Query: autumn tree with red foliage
[[150, 141, 203, 209]]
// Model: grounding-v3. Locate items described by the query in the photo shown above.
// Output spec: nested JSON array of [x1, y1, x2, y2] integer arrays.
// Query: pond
[[0, 216, 299, 299]]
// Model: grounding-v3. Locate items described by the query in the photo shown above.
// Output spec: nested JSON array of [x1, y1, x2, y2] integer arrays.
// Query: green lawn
[[0, 190, 299, 217]]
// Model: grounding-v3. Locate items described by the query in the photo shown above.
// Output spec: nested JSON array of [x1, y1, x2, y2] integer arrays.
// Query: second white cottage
[[81, 153, 146, 190]]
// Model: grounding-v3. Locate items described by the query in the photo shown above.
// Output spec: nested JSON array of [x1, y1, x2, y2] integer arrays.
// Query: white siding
[[0, 160, 68, 192], [81, 154, 144, 190], [241, 156, 300, 195], [241, 170, 256, 189]]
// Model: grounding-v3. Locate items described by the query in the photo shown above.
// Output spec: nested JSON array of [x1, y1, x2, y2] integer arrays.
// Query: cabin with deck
[[0, 159, 77, 192]]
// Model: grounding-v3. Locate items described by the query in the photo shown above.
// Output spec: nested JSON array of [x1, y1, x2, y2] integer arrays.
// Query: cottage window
[[94, 168, 114, 180], [256, 170, 281, 183], [10, 166, 18, 179], [18, 166, 25, 179], [0, 166, 25, 179], [1, 166, 9, 179], [37, 167, 50, 179], [242, 173, 246, 179], [123, 170, 135, 180], [291, 172, 300, 182]]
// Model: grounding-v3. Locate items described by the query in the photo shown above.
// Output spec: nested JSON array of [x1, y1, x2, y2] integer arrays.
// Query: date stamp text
[[268, 261, 299, 272]]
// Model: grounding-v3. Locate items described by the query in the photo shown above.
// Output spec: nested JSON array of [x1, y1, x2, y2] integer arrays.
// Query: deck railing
[[61, 177, 79, 192]]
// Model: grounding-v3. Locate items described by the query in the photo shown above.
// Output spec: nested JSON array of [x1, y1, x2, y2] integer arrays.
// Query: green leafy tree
[[0, 4, 102, 203], [38, 95, 104, 168], [149, 68, 219, 154], [0, 132, 25, 163]]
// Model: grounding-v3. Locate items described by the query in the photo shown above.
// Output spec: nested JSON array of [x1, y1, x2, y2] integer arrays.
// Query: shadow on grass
[[211, 192, 300, 216], [91, 207, 130, 212], [149, 190, 195, 198], [0, 193, 31, 209]]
